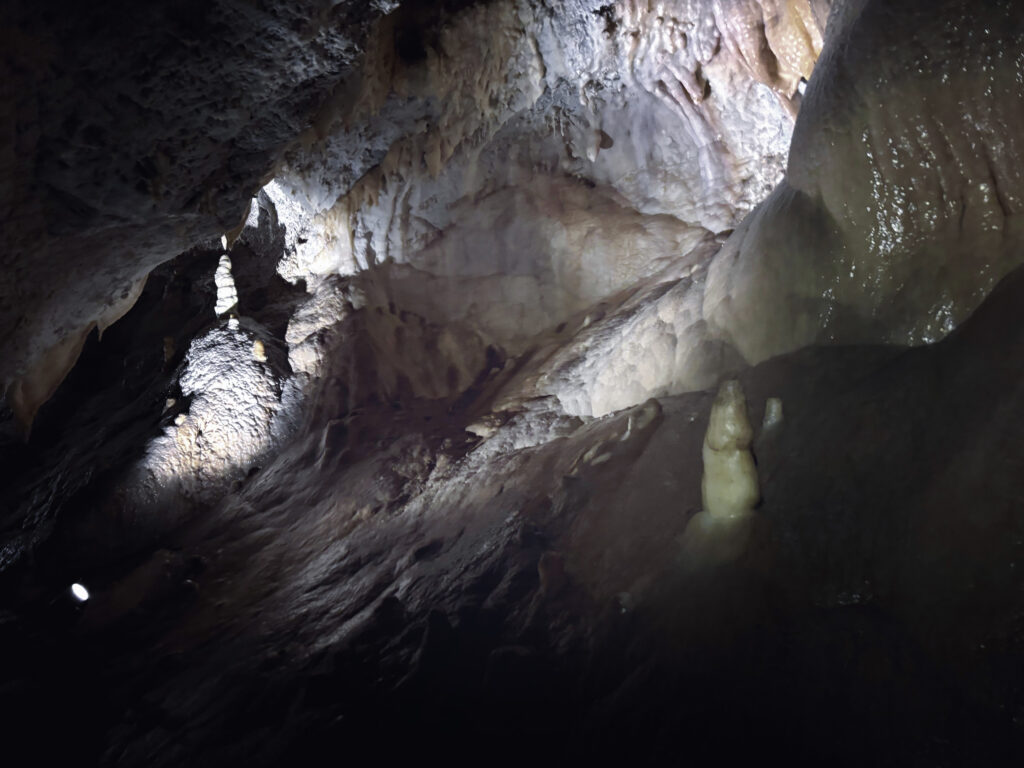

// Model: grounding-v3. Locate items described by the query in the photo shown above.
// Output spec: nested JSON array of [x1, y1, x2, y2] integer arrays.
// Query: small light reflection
[[70, 583, 90, 602]]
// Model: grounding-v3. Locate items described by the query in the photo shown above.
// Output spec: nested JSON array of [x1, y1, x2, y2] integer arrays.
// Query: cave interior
[[3, 0, 1024, 764]]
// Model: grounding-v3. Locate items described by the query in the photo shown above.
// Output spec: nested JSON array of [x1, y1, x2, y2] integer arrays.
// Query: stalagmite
[[681, 379, 759, 565], [5, 1, 1024, 762], [252, 339, 268, 363], [701, 380, 759, 518], [214, 255, 239, 318]]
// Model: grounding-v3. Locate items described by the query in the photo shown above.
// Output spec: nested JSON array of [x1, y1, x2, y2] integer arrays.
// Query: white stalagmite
[[214, 254, 238, 317], [681, 379, 759, 566], [701, 380, 759, 518]]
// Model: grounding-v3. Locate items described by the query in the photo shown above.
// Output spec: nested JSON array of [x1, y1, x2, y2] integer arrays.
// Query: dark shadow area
[[2, 260, 1024, 766], [0, 247, 219, 593]]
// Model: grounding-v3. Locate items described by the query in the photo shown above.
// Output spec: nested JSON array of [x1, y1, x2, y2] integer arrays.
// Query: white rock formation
[[213, 255, 239, 317], [0, 0, 389, 429], [701, 379, 759, 518], [273, 0, 828, 359], [14, 0, 1024, 590], [123, 324, 285, 510], [681, 378, 759, 565], [7, 3, 1024, 762]]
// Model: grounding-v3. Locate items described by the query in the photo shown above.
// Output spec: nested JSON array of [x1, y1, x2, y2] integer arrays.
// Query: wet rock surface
[[2, 1, 1024, 766], [705, 0, 1024, 361]]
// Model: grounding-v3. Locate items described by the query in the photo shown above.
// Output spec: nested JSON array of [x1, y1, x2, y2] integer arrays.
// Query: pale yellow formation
[[681, 379, 760, 566], [708, 0, 826, 101], [701, 379, 759, 518], [761, 0, 826, 93]]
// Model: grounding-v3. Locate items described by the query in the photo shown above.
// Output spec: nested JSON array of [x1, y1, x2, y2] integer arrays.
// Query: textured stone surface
[[274, 0, 828, 352], [121, 321, 288, 509], [0, 0, 382, 427], [4, 1, 1024, 766], [1, 0, 831, 430]]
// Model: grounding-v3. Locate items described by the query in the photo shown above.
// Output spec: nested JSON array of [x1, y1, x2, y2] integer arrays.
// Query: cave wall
[[706, 0, 1024, 361], [0, 0, 386, 429], [276, 0, 828, 349], [2, 0, 834, 431], [4, 1, 1024, 765]]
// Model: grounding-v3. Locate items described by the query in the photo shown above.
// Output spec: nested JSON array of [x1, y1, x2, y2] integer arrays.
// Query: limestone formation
[[704, 0, 1024, 363], [213, 255, 239, 317], [701, 379, 759, 518], [3, 2, 1024, 765]]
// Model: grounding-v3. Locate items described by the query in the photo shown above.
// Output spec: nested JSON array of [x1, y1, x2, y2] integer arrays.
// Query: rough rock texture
[[1, 0, 830, 428], [3, 0, 1024, 766], [0, 0, 385, 428], [0, 246, 220, 567], [511, 0, 1024, 415], [268, 0, 830, 352], [123, 322, 288, 508]]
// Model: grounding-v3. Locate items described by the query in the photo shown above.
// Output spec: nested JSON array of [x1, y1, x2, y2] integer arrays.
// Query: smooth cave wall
[[2, 0, 1024, 766]]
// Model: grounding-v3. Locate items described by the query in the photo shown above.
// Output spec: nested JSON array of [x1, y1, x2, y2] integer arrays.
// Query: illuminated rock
[[0, 0, 385, 420], [276, 0, 825, 358], [704, 0, 1024, 363], [5, 3, 1024, 764], [213, 255, 239, 317], [125, 324, 285, 508], [701, 379, 759, 518], [681, 378, 759, 565]]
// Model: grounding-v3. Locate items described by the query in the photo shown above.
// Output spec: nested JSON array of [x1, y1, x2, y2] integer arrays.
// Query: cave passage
[[2, 1, 1024, 765]]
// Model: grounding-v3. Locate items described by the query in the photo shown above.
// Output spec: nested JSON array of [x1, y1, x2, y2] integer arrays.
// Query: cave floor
[[4, 267, 1024, 767]]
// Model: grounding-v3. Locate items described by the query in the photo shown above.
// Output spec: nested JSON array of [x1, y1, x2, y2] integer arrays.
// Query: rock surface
[[3, 1, 1024, 766], [0, 0, 386, 428], [705, 0, 1024, 361]]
